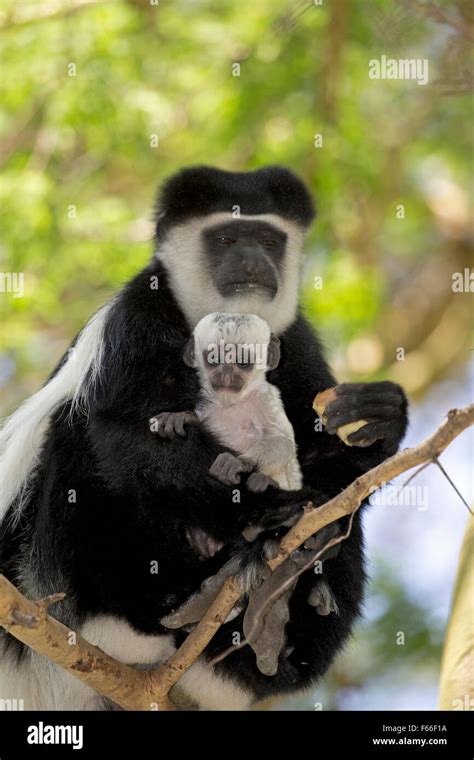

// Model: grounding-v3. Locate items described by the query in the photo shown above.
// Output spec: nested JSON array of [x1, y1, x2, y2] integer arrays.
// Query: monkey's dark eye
[[215, 237, 235, 246], [236, 361, 252, 369], [261, 239, 277, 248]]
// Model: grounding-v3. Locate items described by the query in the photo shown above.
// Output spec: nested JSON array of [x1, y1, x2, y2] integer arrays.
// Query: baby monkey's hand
[[149, 411, 198, 439], [209, 452, 253, 485], [210, 453, 276, 491], [246, 471, 278, 492]]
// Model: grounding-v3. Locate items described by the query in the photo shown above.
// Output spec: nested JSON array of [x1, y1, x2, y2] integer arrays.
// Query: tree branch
[[0, 403, 472, 709], [0, 574, 171, 710], [271, 404, 473, 565]]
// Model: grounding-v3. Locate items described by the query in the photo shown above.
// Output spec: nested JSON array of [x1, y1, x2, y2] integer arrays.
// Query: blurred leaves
[[0, 1, 472, 405]]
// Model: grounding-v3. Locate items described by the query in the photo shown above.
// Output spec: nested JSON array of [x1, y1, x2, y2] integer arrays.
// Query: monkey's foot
[[242, 525, 341, 674]]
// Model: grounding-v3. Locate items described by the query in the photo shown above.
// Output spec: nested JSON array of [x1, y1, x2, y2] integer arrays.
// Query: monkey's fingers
[[149, 411, 198, 439], [149, 413, 173, 438], [174, 411, 198, 437], [209, 452, 243, 485], [243, 502, 304, 542]]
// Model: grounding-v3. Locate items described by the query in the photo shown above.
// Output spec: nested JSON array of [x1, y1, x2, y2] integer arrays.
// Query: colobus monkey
[[150, 312, 303, 496], [0, 166, 408, 711], [151, 311, 337, 654]]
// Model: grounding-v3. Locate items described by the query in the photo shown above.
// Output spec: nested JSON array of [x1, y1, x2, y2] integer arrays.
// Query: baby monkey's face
[[186, 313, 281, 405], [203, 345, 256, 394]]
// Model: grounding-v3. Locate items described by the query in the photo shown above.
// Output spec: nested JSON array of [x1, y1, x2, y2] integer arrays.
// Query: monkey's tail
[[0, 301, 113, 524]]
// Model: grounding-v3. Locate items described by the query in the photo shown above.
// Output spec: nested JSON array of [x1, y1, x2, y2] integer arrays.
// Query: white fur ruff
[[156, 212, 305, 335]]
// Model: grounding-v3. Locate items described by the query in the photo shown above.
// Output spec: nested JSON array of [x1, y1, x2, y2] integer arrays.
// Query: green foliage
[[0, 1, 470, 387]]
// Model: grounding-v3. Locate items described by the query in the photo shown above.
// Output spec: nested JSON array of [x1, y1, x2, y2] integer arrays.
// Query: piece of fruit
[[313, 387, 368, 446]]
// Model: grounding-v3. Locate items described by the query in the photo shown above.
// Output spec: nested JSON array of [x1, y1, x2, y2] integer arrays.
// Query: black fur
[[155, 165, 316, 240], [0, 259, 407, 702], [0, 167, 408, 706]]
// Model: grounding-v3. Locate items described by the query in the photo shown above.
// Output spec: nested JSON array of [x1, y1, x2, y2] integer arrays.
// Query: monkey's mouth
[[219, 280, 277, 299], [211, 381, 243, 393]]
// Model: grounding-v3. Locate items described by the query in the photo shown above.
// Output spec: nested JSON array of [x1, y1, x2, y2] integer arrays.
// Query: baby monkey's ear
[[267, 335, 281, 370], [183, 338, 197, 367]]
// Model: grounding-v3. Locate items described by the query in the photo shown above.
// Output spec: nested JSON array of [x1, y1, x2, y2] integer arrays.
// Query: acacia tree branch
[[0, 574, 174, 710], [0, 403, 472, 709], [271, 404, 473, 564]]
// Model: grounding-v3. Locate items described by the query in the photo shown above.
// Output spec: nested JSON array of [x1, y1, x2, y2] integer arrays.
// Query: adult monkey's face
[[155, 166, 315, 335], [203, 218, 288, 301]]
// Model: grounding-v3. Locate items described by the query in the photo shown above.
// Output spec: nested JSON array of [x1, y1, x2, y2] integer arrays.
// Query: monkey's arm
[[241, 433, 295, 472], [237, 386, 300, 489], [88, 407, 312, 540]]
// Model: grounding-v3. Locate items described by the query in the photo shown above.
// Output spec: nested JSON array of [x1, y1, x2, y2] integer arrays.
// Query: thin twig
[[435, 458, 473, 514], [400, 460, 432, 489]]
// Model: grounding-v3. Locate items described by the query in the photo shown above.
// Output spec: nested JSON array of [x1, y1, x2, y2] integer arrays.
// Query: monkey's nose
[[240, 249, 262, 277], [243, 259, 258, 276]]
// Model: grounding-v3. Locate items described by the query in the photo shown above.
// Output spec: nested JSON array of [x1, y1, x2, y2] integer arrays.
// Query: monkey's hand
[[149, 411, 199, 439], [323, 381, 408, 452], [246, 471, 278, 493], [209, 452, 253, 486]]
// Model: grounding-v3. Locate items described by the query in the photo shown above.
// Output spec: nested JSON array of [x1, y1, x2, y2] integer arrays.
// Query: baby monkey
[[153, 314, 339, 661], [151, 312, 303, 493]]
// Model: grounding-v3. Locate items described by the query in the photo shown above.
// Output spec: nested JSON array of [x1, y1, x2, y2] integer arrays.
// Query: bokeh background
[[1, 0, 472, 710]]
